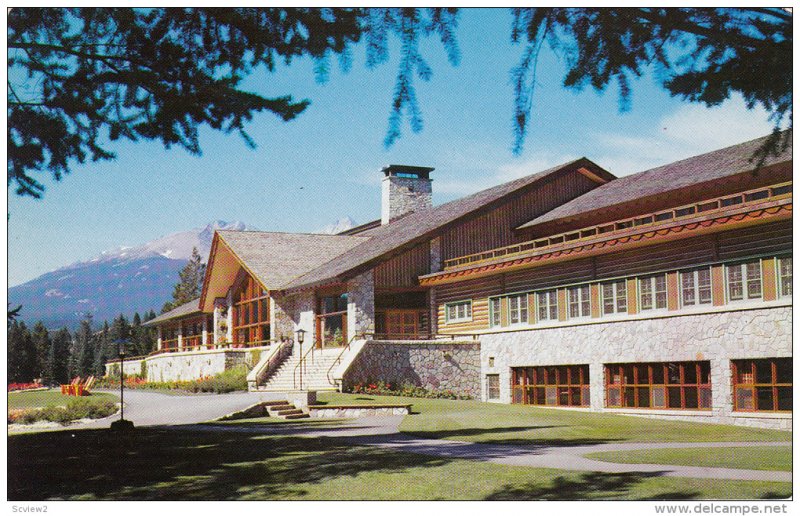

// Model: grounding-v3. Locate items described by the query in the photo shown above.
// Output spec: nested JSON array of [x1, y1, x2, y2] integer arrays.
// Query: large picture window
[[602, 280, 627, 316], [512, 365, 590, 407], [639, 273, 667, 311], [317, 293, 348, 348], [726, 260, 762, 302], [680, 267, 712, 307], [568, 285, 591, 319], [536, 290, 557, 322], [732, 358, 792, 412], [232, 273, 269, 347], [605, 361, 712, 410]]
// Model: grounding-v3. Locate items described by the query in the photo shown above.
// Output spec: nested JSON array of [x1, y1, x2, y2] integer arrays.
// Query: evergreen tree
[[30, 321, 51, 380], [163, 247, 206, 313], [45, 327, 72, 385], [8, 321, 36, 383], [94, 321, 111, 375], [74, 315, 95, 377], [110, 314, 133, 355]]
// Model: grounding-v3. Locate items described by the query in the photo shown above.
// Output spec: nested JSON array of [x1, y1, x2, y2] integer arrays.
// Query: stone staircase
[[263, 400, 309, 420], [255, 347, 342, 392]]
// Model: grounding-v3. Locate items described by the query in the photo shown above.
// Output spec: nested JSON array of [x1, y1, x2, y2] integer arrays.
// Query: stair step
[[283, 413, 310, 420], [274, 408, 305, 416]]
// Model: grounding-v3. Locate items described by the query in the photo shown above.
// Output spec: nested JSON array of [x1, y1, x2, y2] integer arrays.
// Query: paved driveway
[[80, 389, 276, 428]]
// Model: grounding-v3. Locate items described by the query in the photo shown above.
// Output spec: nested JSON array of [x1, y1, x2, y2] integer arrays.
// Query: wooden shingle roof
[[217, 231, 370, 290], [143, 298, 202, 326], [518, 131, 792, 232], [281, 158, 613, 291]]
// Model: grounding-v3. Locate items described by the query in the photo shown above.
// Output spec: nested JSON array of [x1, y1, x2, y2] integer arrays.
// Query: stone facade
[[104, 359, 142, 377], [343, 340, 481, 398], [480, 305, 792, 430], [347, 270, 375, 339], [144, 347, 263, 383], [381, 175, 433, 224]]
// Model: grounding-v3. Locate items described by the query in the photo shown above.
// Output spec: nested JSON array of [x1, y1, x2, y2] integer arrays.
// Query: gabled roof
[[518, 131, 793, 232], [143, 298, 202, 326], [200, 230, 370, 307], [281, 158, 613, 292]]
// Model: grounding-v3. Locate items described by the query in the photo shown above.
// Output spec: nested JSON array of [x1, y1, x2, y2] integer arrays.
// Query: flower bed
[[8, 382, 44, 392], [348, 380, 472, 400], [96, 366, 248, 394]]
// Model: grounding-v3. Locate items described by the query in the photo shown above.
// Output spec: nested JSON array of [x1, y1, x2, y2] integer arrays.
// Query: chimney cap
[[382, 164, 434, 179]]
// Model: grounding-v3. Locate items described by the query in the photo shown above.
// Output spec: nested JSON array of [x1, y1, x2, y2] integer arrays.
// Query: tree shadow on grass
[[485, 471, 695, 501], [402, 426, 623, 448], [7, 426, 452, 500]]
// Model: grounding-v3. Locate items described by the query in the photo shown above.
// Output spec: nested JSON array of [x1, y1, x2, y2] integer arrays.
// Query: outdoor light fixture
[[296, 329, 306, 390], [110, 340, 134, 431]]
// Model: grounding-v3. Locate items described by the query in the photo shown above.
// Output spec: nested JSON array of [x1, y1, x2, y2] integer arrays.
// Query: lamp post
[[110, 339, 134, 431], [296, 329, 306, 390]]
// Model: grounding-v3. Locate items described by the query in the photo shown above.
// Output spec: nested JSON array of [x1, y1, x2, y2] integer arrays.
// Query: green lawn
[[8, 390, 118, 410], [586, 447, 792, 472], [7, 427, 791, 501], [317, 392, 791, 445]]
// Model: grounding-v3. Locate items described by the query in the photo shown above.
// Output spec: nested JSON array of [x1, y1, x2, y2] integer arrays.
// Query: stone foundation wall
[[143, 348, 256, 383], [480, 306, 791, 430], [348, 271, 375, 338], [343, 340, 481, 398], [104, 359, 143, 377]]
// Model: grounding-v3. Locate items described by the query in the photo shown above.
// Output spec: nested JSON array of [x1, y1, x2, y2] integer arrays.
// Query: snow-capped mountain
[[316, 216, 358, 235], [8, 221, 255, 329]]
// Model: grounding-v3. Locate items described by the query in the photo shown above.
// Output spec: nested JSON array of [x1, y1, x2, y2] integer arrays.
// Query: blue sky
[[7, 8, 778, 287]]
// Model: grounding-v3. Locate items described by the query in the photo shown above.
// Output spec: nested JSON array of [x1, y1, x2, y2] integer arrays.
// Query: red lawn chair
[[61, 376, 81, 395]]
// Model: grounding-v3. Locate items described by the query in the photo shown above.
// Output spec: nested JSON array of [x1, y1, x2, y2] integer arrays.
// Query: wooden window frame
[[725, 260, 762, 303], [535, 289, 558, 323], [489, 297, 502, 327], [732, 358, 792, 413], [638, 273, 668, 312], [777, 256, 792, 298], [605, 361, 712, 411], [601, 280, 627, 316], [680, 267, 713, 308], [508, 293, 529, 325], [511, 365, 590, 407], [486, 374, 501, 400], [445, 300, 473, 323], [567, 284, 591, 320], [231, 272, 270, 347]]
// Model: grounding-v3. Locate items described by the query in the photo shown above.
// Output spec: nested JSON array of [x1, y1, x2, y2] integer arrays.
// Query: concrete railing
[[246, 339, 292, 390]]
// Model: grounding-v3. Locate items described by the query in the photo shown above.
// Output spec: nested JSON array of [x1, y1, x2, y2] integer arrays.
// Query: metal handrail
[[326, 333, 370, 388], [444, 181, 793, 270], [254, 338, 294, 387], [292, 339, 317, 390]]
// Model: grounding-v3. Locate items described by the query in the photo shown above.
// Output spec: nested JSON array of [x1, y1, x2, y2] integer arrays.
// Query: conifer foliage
[[162, 247, 206, 313]]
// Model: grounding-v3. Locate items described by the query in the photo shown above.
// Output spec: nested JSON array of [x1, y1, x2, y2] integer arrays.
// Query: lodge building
[[122, 132, 791, 430]]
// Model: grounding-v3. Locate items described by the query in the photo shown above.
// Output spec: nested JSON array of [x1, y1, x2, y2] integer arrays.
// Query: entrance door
[[316, 293, 348, 348]]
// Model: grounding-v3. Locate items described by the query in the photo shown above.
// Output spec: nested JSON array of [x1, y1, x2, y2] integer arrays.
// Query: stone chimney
[[381, 165, 434, 224]]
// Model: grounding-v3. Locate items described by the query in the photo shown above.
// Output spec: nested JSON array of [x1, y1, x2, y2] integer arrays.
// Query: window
[[778, 257, 792, 298], [726, 260, 762, 302], [639, 273, 667, 311], [508, 294, 528, 325], [486, 374, 500, 400], [445, 300, 472, 323], [732, 358, 791, 412], [536, 290, 558, 322], [512, 365, 590, 407], [605, 361, 712, 410], [680, 267, 712, 307], [489, 297, 502, 327], [602, 280, 627, 316], [232, 272, 270, 346], [568, 285, 591, 319]]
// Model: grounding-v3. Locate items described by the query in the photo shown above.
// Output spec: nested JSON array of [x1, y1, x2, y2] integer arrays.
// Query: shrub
[[7, 396, 118, 426], [347, 380, 472, 400], [96, 366, 248, 394]]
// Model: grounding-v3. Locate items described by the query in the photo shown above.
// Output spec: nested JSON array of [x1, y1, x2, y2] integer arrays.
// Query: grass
[[586, 447, 792, 472], [7, 427, 791, 501], [317, 392, 791, 445], [8, 390, 118, 410]]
